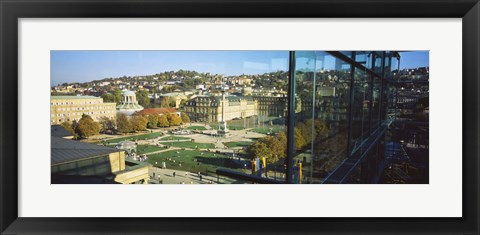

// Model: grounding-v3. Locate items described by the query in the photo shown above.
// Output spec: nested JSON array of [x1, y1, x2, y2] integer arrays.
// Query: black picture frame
[[1, 0, 478, 234]]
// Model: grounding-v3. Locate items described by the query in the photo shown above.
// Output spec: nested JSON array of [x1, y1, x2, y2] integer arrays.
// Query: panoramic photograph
[[50, 50, 429, 184]]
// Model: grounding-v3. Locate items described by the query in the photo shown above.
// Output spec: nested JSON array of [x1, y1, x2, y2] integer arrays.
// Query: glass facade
[[217, 50, 428, 184]]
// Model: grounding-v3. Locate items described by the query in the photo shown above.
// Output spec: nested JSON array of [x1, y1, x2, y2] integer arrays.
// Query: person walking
[[173, 172, 176, 178]]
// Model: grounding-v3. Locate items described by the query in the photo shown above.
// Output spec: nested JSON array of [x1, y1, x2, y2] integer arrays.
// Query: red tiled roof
[[135, 108, 178, 115]]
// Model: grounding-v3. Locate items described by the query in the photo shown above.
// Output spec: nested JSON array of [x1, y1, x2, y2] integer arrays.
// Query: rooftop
[[51, 125, 74, 138], [51, 136, 121, 165], [51, 95, 101, 100], [122, 90, 136, 96], [135, 108, 178, 115]]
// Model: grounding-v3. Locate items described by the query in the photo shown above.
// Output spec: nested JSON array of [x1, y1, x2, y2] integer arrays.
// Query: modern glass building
[[216, 51, 429, 184]]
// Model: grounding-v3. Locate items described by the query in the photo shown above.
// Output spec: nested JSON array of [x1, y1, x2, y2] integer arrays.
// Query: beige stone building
[[184, 95, 258, 123], [184, 94, 288, 122], [50, 96, 116, 124]]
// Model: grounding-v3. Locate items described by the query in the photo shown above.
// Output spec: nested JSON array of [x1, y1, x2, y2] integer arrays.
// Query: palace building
[[184, 94, 288, 123], [184, 95, 258, 123]]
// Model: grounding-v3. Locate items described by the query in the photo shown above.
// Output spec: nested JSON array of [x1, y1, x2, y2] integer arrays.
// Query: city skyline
[[51, 51, 428, 86]]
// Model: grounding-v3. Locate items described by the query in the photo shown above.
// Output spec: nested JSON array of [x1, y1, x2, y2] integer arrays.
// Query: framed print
[[1, 0, 479, 234]]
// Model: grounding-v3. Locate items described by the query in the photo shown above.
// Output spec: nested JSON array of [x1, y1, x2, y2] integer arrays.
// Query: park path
[[148, 167, 239, 184]]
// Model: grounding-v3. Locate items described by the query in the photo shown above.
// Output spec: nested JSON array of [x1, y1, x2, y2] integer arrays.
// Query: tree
[[147, 114, 159, 129], [261, 136, 282, 163], [136, 90, 150, 107], [180, 112, 190, 124], [99, 117, 116, 133], [101, 93, 115, 103], [247, 141, 272, 161], [117, 113, 132, 133], [75, 114, 100, 138], [112, 90, 123, 104], [293, 127, 306, 150], [131, 115, 148, 132], [60, 121, 78, 139], [296, 122, 312, 144], [158, 114, 170, 127], [168, 114, 182, 126], [272, 131, 287, 159]]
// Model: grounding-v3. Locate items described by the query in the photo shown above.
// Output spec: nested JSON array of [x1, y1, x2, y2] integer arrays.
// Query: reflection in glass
[[294, 52, 351, 183]]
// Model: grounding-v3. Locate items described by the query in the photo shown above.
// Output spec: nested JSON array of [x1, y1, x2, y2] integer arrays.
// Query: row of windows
[[55, 106, 114, 111], [51, 101, 102, 105], [52, 111, 115, 117]]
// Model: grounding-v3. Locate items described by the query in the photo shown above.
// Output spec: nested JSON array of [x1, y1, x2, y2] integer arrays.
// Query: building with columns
[[116, 90, 144, 115]]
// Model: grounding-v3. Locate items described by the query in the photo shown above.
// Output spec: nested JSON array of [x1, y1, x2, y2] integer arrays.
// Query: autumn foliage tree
[[117, 113, 132, 133], [247, 131, 287, 164], [168, 114, 182, 126], [158, 114, 169, 127], [99, 117, 116, 133], [147, 114, 159, 129], [180, 112, 190, 124], [60, 121, 78, 139], [75, 114, 100, 138], [131, 115, 148, 132]]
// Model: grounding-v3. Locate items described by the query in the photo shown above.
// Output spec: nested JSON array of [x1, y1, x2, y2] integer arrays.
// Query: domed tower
[[116, 90, 144, 115]]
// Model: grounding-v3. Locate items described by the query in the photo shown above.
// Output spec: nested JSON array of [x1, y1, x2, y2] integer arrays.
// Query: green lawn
[[102, 132, 164, 144], [159, 141, 215, 149], [146, 150, 241, 173], [250, 127, 285, 135], [223, 141, 253, 148], [136, 145, 165, 155], [186, 125, 207, 131], [159, 136, 191, 141]]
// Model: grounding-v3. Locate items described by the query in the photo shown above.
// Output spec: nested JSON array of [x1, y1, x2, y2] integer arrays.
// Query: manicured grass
[[102, 132, 164, 144], [146, 150, 241, 173], [159, 141, 215, 149], [136, 145, 165, 155], [223, 141, 253, 148], [250, 127, 285, 135], [159, 136, 191, 141], [186, 125, 207, 131]]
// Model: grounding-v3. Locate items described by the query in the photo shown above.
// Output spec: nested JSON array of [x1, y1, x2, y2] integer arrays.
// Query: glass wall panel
[[374, 51, 384, 74], [340, 51, 353, 58], [355, 51, 373, 68], [351, 67, 371, 153], [380, 79, 388, 122], [384, 52, 392, 78], [371, 77, 381, 128], [294, 51, 351, 183]]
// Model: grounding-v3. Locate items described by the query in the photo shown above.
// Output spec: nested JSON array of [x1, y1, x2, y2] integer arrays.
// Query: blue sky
[[51, 50, 429, 85], [51, 51, 289, 86], [399, 51, 429, 69]]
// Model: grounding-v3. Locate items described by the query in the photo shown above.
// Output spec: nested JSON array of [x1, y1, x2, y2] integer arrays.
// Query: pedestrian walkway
[[148, 166, 239, 184]]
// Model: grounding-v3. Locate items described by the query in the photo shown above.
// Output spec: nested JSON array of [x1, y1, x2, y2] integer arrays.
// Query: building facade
[[50, 96, 116, 125], [184, 95, 259, 122]]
